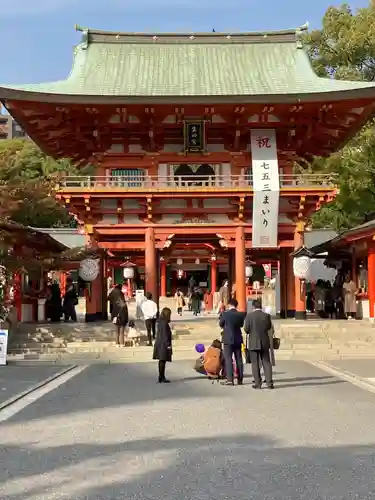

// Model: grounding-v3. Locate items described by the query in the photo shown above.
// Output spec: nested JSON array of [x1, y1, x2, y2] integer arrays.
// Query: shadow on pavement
[[0, 434, 374, 499]]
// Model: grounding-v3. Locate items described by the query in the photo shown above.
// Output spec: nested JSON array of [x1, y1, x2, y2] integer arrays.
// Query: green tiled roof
[[1, 25, 375, 103]]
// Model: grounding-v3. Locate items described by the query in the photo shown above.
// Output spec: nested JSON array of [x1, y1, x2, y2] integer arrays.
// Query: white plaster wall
[[209, 214, 232, 223], [162, 115, 177, 123], [203, 199, 230, 208], [211, 114, 226, 123], [158, 163, 169, 186], [207, 144, 226, 152], [278, 214, 293, 223], [107, 144, 124, 153], [123, 215, 143, 224], [163, 144, 183, 152], [221, 163, 231, 186], [159, 214, 181, 223], [101, 199, 117, 209], [128, 144, 144, 153], [100, 214, 118, 224], [159, 199, 186, 209], [122, 200, 141, 209]]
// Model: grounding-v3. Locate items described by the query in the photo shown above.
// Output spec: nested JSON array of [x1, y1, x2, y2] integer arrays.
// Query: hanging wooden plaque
[[184, 121, 205, 153]]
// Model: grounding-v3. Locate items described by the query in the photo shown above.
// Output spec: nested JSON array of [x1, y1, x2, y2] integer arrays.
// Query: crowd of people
[[307, 275, 357, 319], [108, 276, 277, 386], [45, 276, 78, 323]]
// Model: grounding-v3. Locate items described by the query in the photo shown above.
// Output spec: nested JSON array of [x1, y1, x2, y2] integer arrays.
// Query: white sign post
[[0, 329, 9, 365], [250, 129, 280, 248]]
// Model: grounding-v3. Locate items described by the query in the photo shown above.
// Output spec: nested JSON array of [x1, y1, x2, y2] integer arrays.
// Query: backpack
[[203, 346, 222, 376]]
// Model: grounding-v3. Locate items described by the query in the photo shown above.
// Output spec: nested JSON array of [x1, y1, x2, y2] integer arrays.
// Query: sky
[[0, 0, 369, 84]]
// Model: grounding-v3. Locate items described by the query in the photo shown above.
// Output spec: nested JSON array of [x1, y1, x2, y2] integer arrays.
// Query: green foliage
[[0, 139, 92, 228], [305, 3, 375, 81], [302, 3, 375, 230]]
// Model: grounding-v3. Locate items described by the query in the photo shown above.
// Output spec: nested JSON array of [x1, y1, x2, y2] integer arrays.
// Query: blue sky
[[0, 0, 368, 84]]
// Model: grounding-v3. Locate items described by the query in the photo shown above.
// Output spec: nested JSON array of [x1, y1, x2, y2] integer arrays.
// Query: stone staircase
[[7, 316, 375, 363]]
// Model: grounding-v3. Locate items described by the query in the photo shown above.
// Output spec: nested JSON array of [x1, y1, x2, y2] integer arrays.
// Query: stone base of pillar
[[85, 312, 104, 322], [295, 310, 306, 320]]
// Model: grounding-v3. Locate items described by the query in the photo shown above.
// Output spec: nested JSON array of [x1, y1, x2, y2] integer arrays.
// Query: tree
[[0, 139, 91, 228], [303, 3, 375, 230]]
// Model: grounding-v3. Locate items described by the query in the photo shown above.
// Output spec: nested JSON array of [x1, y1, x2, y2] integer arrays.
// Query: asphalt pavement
[[1, 359, 375, 499], [0, 364, 67, 405]]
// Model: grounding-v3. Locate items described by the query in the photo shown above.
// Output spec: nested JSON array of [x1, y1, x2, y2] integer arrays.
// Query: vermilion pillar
[[160, 258, 167, 297], [368, 245, 375, 319], [85, 277, 101, 322], [279, 248, 288, 318], [211, 259, 217, 294], [235, 226, 246, 312], [145, 227, 158, 303], [294, 227, 306, 320]]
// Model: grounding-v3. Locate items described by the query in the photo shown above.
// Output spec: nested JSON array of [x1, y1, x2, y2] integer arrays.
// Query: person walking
[[244, 299, 274, 389], [219, 298, 245, 386], [141, 292, 158, 346], [63, 277, 78, 322], [218, 280, 230, 313], [174, 288, 185, 316], [153, 307, 173, 383], [108, 284, 125, 321], [191, 287, 202, 316], [343, 275, 357, 319], [113, 299, 129, 347]]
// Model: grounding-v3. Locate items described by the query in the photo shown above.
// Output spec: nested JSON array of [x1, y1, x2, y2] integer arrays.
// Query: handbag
[[244, 348, 251, 364], [273, 337, 280, 350], [112, 316, 118, 324]]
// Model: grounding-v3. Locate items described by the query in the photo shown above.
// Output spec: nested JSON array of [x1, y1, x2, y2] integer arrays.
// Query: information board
[[0, 329, 8, 365]]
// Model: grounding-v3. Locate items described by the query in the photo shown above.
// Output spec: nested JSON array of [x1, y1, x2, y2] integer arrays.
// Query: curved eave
[[2, 86, 375, 105]]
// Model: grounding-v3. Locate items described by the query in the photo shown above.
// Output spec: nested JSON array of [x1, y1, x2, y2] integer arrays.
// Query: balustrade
[[58, 173, 338, 190]]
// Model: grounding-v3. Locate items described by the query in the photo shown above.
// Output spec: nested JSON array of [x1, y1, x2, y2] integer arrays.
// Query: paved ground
[[0, 364, 65, 405], [327, 358, 375, 379], [1, 359, 375, 499]]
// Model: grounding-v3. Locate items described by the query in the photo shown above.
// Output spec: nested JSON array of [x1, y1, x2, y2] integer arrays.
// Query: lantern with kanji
[[292, 247, 313, 280], [123, 267, 135, 279], [245, 265, 253, 278]]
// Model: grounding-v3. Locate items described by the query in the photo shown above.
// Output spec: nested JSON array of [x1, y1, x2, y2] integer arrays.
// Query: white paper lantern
[[176, 258, 183, 266], [293, 256, 311, 280], [195, 258, 200, 265], [79, 258, 100, 282], [123, 267, 135, 279], [245, 265, 253, 278]]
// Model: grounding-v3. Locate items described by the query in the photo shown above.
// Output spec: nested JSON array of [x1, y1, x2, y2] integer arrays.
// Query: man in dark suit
[[244, 299, 274, 389], [219, 298, 245, 386]]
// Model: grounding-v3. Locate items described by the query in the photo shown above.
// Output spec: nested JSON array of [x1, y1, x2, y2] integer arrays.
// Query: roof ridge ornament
[[295, 22, 308, 49], [75, 24, 89, 50], [296, 22, 309, 35]]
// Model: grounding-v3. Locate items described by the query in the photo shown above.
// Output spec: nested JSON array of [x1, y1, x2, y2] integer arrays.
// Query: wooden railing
[[58, 173, 338, 190]]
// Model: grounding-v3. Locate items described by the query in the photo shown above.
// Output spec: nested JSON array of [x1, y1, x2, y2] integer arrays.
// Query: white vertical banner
[[250, 129, 280, 248]]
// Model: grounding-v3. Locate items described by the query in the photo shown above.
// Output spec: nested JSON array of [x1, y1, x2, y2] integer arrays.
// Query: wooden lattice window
[[111, 169, 145, 187]]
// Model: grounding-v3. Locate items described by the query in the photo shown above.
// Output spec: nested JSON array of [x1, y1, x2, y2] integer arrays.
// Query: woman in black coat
[[114, 299, 129, 347], [153, 307, 173, 383]]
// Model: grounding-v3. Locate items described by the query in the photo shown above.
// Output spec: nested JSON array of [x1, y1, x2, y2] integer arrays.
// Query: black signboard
[[184, 121, 205, 153]]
